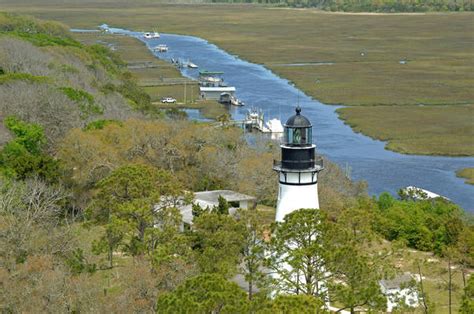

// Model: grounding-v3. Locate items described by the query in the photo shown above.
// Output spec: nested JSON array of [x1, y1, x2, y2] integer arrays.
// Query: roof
[[285, 106, 312, 128], [177, 190, 256, 225], [380, 274, 414, 290], [200, 87, 236, 92], [194, 190, 256, 203]]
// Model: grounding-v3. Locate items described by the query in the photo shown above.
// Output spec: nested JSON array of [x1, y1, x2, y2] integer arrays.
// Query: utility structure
[[273, 106, 323, 222]]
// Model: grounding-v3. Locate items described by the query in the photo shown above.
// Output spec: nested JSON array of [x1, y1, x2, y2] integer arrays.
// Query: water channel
[[79, 27, 474, 211]]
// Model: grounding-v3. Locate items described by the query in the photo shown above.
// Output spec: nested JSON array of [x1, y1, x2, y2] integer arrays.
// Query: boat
[[230, 95, 244, 106], [153, 44, 168, 52], [266, 118, 284, 133], [143, 31, 160, 39], [188, 62, 198, 69], [199, 71, 237, 100], [401, 186, 450, 201]]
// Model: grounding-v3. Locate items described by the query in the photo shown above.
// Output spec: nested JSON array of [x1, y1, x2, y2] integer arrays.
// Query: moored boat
[[153, 44, 168, 52]]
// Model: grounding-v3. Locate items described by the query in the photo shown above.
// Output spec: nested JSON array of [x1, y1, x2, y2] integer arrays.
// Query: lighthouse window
[[293, 128, 301, 144], [285, 127, 312, 145]]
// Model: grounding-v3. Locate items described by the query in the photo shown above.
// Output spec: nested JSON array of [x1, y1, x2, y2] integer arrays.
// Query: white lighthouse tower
[[273, 106, 323, 222]]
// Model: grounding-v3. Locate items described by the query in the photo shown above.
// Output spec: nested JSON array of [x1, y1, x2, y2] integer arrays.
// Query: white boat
[[266, 118, 284, 133], [401, 186, 450, 201], [188, 62, 198, 69], [144, 32, 160, 39], [153, 44, 168, 52], [230, 95, 244, 106]]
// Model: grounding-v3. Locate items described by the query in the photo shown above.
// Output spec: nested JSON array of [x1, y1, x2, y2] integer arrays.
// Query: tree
[[459, 275, 474, 314], [155, 273, 249, 313], [0, 177, 73, 271], [88, 163, 186, 260], [266, 294, 327, 314], [327, 202, 389, 313], [87, 163, 183, 224], [328, 242, 387, 313], [265, 209, 330, 298], [0, 116, 59, 181], [92, 215, 128, 268], [214, 195, 229, 215], [238, 209, 268, 299], [192, 212, 246, 277]]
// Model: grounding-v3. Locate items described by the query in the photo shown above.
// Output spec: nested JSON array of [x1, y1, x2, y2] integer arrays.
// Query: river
[[82, 27, 474, 211]]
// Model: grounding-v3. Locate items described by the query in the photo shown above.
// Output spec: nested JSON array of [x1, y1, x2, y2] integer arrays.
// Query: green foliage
[[59, 87, 103, 119], [88, 163, 183, 223], [88, 163, 186, 265], [0, 72, 50, 84], [191, 202, 206, 218], [192, 212, 246, 277], [268, 294, 326, 314], [84, 119, 122, 131], [86, 44, 125, 75], [0, 117, 59, 181], [374, 197, 465, 253], [0, 12, 80, 47], [266, 209, 330, 297], [91, 215, 128, 268], [156, 273, 249, 314], [460, 275, 474, 314], [215, 195, 229, 215], [65, 248, 97, 275], [4, 116, 45, 154], [116, 79, 152, 112], [8, 31, 81, 47], [238, 209, 268, 299], [378, 191, 395, 210]]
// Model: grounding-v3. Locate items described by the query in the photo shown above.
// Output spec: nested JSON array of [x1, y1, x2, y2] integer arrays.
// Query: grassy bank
[[456, 168, 474, 185], [1, 3, 473, 155], [73, 32, 226, 119], [337, 104, 474, 156]]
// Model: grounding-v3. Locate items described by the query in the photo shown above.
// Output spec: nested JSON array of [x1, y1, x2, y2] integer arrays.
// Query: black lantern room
[[284, 106, 312, 146], [277, 106, 319, 171]]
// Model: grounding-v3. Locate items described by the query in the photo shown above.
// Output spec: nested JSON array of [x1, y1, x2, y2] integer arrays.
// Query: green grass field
[[1, 3, 473, 155]]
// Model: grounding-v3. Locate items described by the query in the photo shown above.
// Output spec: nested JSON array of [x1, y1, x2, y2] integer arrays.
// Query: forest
[[207, 0, 473, 12], [0, 12, 473, 313]]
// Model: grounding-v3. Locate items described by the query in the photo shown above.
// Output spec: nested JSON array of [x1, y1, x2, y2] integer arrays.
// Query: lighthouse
[[273, 106, 323, 222]]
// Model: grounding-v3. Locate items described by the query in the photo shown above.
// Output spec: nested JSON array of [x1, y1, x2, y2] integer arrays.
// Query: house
[[380, 273, 419, 312], [178, 190, 256, 225]]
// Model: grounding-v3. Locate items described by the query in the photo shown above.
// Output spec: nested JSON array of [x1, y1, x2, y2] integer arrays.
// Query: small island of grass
[[456, 168, 474, 185]]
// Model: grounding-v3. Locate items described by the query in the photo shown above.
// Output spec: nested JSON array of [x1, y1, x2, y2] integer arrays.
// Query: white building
[[178, 190, 256, 226]]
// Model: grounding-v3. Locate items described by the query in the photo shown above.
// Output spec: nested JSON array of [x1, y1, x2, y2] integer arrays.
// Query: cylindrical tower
[[273, 106, 323, 222]]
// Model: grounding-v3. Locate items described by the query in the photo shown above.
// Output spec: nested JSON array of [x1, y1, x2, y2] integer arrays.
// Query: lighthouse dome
[[284, 106, 312, 128]]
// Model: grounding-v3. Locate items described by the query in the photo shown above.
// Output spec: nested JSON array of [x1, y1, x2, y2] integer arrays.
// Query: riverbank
[[73, 32, 226, 120], [2, 3, 472, 156]]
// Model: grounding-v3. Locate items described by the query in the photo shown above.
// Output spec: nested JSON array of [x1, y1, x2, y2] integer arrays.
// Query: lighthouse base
[[275, 183, 320, 222]]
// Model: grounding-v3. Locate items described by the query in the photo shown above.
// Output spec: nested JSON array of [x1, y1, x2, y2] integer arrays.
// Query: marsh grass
[[337, 105, 474, 156], [456, 168, 474, 185]]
